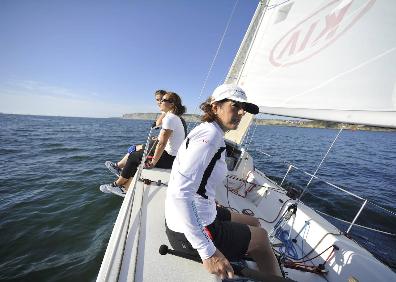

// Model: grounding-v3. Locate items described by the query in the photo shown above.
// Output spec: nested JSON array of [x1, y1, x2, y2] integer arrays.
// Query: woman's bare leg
[[117, 144, 143, 168], [230, 211, 281, 276], [115, 176, 128, 187], [247, 226, 282, 276], [117, 153, 129, 168], [116, 147, 144, 190], [230, 211, 260, 227]]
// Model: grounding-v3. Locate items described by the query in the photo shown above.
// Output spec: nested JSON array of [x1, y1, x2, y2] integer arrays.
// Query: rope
[[188, 0, 240, 132], [224, 175, 291, 224], [274, 231, 343, 262], [275, 228, 299, 259]]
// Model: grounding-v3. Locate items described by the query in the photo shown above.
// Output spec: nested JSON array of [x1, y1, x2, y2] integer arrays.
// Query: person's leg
[[216, 206, 260, 228], [246, 226, 282, 276], [210, 209, 281, 277], [230, 212, 260, 227], [116, 149, 144, 189], [117, 153, 129, 168], [118, 144, 144, 168], [136, 144, 144, 151]]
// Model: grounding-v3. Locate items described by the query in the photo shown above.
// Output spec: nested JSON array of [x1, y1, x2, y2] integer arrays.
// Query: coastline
[[122, 113, 395, 132]]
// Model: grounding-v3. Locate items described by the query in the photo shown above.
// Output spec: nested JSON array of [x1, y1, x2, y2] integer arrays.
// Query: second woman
[[100, 91, 186, 197]]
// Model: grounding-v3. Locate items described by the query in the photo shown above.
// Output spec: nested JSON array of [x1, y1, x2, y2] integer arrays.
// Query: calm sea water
[[0, 114, 395, 281]]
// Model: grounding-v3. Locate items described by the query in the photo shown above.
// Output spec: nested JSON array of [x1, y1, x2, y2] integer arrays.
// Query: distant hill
[[122, 113, 201, 122], [121, 113, 395, 132]]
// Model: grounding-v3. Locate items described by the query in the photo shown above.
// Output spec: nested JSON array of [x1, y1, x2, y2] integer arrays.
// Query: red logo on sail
[[269, 0, 375, 67]]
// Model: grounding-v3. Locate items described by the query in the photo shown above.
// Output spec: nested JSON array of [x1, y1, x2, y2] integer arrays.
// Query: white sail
[[235, 0, 396, 128]]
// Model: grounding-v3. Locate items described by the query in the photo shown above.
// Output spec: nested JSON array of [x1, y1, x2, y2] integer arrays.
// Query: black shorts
[[165, 206, 251, 261], [121, 144, 175, 179]]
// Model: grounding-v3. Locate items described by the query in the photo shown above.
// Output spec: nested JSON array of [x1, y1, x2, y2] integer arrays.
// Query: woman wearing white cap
[[165, 84, 282, 279]]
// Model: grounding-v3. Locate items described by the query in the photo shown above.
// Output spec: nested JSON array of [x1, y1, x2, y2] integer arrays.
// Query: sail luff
[[224, 1, 267, 145]]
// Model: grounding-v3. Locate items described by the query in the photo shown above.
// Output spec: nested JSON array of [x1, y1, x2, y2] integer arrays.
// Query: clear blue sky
[[0, 0, 258, 117]]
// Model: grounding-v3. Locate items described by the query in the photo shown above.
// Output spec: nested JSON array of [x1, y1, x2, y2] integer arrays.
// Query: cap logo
[[234, 89, 246, 99]]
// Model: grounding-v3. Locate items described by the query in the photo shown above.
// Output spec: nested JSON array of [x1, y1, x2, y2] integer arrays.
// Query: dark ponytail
[[166, 92, 186, 116]]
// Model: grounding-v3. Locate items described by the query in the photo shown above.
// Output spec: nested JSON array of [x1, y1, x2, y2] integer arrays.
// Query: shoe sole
[[105, 161, 121, 177], [99, 185, 111, 194], [99, 184, 125, 198]]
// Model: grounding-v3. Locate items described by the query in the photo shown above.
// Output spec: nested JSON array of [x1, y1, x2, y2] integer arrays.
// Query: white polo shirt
[[161, 112, 185, 156], [165, 122, 227, 260]]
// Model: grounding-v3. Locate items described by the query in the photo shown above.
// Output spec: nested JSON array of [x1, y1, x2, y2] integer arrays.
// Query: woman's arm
[[146, 128, 172, 167], [167, 129, 222, 258], [155, 112, 166, 127]]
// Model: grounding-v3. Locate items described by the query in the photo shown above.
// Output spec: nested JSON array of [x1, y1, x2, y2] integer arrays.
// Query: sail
[[234, 0, 396, 129], [224, 3, 267, 145]]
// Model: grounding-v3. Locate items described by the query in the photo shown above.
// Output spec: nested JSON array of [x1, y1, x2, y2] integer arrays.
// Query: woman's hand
[[203, 249, 234, 279], [145, 157, 158, 169]]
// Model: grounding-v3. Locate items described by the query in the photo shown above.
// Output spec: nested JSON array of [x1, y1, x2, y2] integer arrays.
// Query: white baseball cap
[[210, 84, 259, 114]]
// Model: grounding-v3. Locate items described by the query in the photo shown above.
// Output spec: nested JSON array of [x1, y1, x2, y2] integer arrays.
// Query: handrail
[[97, 127, 157, 282], [252, 148, 396, 235], [97, 174, 139, 282], [315, 210, 396, 236]]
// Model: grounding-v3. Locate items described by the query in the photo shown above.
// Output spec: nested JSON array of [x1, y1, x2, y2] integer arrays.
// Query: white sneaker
[[100, 183, 126, 197], [105, 161, 122, 177]]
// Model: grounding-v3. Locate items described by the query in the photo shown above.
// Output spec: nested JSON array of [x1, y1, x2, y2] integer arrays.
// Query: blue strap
[[128, 145, 136, 154]]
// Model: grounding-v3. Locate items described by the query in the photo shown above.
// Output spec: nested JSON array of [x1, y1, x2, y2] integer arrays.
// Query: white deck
[[98, 168, 216, 282], [98, 164, 396, 282]]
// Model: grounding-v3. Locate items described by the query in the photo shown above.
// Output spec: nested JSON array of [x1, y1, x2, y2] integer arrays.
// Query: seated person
[[165, 84, 282, 279], [105, 89, 167, 177], [100, 91, 187, 197]]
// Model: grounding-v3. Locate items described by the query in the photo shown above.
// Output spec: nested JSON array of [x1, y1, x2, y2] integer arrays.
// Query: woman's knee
[[247, 226, 270, 252], [136, 144, 143, 151], [230, 212, 260, 227]]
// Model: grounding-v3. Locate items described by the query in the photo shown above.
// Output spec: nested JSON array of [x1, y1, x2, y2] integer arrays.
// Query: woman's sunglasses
[[161, 98, 173, 104]]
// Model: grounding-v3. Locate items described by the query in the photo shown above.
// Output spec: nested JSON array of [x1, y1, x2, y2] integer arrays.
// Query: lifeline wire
[[297, 127, 344, 202], [252, 146, 396, 237]]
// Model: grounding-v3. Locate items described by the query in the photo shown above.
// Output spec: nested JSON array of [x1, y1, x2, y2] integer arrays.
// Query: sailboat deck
[[98, 165, 396, 282], [119, 168, 216, 281]]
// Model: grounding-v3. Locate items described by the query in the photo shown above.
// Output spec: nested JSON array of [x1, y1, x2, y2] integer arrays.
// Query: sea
[[0, 114, 395, 281]]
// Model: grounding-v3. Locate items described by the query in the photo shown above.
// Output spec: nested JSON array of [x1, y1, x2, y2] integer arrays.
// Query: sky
[[0, 0, 258, 118]]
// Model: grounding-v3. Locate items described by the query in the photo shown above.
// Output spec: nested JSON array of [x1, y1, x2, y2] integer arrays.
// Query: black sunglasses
[[161, 98, 173, 104], [224, 99, 245, 110]]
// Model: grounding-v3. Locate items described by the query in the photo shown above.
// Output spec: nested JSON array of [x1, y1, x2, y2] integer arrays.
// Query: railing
[[252, 148, 396, 237], [97, 127, 158, 281]]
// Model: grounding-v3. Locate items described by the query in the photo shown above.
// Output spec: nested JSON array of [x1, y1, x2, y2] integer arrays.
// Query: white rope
[[188, 0, 240, 131]]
